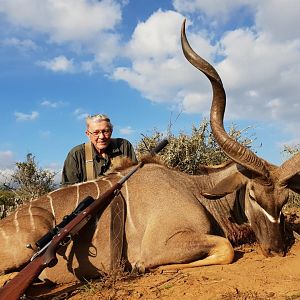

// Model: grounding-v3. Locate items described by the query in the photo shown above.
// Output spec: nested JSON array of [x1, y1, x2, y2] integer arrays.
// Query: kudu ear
[[201, 173, 247, 200], [277, 152, 300, 193], [285, 173, 300, 194]]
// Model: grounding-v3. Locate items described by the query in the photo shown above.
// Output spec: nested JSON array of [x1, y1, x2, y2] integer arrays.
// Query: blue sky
[[1, 0, 300, 183]]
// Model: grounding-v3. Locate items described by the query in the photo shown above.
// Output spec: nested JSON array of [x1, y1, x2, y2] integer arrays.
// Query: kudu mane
[[108, 155, 164, 173]]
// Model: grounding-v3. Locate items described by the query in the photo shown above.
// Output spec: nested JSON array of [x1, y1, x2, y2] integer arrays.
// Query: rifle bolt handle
[[26, 243, 34, 250]]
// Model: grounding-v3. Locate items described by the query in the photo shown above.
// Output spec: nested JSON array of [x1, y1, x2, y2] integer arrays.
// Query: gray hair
[[86, 114, 113, 130]]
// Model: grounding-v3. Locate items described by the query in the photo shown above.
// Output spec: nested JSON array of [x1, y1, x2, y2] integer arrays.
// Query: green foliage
[[1, 153, 56, 218], [136, 119, 255, 174], [0, 187, 18, 218], [0, 189, 15, 206], [285, 191, 300, 209], [282, 144, 300, 208], [11, 153, 56, 202]]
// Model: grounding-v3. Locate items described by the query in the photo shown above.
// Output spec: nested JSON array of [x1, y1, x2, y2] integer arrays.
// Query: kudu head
[[181, 19, 300, 256]]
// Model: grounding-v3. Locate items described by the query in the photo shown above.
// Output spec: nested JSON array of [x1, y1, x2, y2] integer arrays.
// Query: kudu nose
[[260, 245, 286, 257]]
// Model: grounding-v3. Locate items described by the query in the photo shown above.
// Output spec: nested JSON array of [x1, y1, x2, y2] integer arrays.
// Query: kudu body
[[0, 160, 253, 283], [1, 20, 300, 283]]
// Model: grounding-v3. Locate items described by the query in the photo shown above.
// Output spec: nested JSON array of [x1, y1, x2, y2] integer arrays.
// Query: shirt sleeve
[[61, 151, 81, 185], [123, 139, 138, 163]]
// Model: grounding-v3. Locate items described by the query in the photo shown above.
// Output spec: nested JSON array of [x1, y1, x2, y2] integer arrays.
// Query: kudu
[[1, 20, 300, 284]]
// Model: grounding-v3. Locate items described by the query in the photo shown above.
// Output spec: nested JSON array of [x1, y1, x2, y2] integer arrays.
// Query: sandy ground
[[3, 208, 300, 300], [26, 241, 299, 300]]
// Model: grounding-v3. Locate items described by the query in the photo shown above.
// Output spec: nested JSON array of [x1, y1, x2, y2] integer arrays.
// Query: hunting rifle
[[0, 139, 168, 300]]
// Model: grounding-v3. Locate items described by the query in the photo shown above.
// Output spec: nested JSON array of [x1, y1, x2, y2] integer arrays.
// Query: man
[[61, 114, 137, 185]]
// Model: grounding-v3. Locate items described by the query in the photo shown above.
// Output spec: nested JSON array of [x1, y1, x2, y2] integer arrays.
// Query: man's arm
[[122, 139, 138, 163], [61, 151, 83, 185]]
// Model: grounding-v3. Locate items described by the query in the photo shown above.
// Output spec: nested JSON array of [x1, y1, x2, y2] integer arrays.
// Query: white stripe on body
[[92, 180, 101, 198], [14, 210, 20, 233], [102, 177, 114, 187], [123, 180, 137, 233], [93, 177, 114, 238], [102, 172, 138, 233], [47, 195, 56, 221], [28, 202, 36, 230], [76, 184, 80, 207]]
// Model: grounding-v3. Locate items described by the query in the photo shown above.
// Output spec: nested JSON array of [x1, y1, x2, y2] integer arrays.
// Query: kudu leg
[[159, 235, 234, 271], [137, 230, 234, 271]]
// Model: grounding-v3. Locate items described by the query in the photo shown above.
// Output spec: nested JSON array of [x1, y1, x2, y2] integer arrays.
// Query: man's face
[[86, 120, 112, 153]]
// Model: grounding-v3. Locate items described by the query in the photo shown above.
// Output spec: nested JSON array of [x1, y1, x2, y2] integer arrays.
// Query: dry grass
[[76, 260, 141, 299]]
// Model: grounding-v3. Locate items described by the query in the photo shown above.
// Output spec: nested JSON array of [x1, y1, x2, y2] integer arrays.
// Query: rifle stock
[[0, 255, 49, 300], [0, 138, 168, 299]]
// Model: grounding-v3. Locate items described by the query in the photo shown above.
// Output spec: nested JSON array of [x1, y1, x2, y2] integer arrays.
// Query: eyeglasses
[[88, 129, 112, 137]]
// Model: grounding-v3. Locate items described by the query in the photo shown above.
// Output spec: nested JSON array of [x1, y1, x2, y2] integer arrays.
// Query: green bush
[[0, 188, 19, 218], [282, 144, 300, 209], [1, 153, 56, 218], [11, 153, 56, 202], [136, 120, 255, 174]]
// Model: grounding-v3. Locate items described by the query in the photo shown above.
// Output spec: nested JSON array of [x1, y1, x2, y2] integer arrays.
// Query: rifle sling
[[110, 192, 125, 271], [85, 141, 125, 270], [85, 141, 94, 181]]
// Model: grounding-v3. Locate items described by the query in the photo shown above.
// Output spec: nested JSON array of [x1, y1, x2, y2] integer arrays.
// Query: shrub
[[0, 188, 19, 218], [11, 153, 56, 202], [1, 153, 56, 218], [282, 144, 300, 208], [136, 119, 255, 174]]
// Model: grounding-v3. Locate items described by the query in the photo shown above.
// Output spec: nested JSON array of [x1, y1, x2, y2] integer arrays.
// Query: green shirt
[[61, 138, 137, 185]]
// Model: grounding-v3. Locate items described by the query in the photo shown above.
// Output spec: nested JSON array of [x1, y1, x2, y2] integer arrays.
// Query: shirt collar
[[91, 139, 121, 159]]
